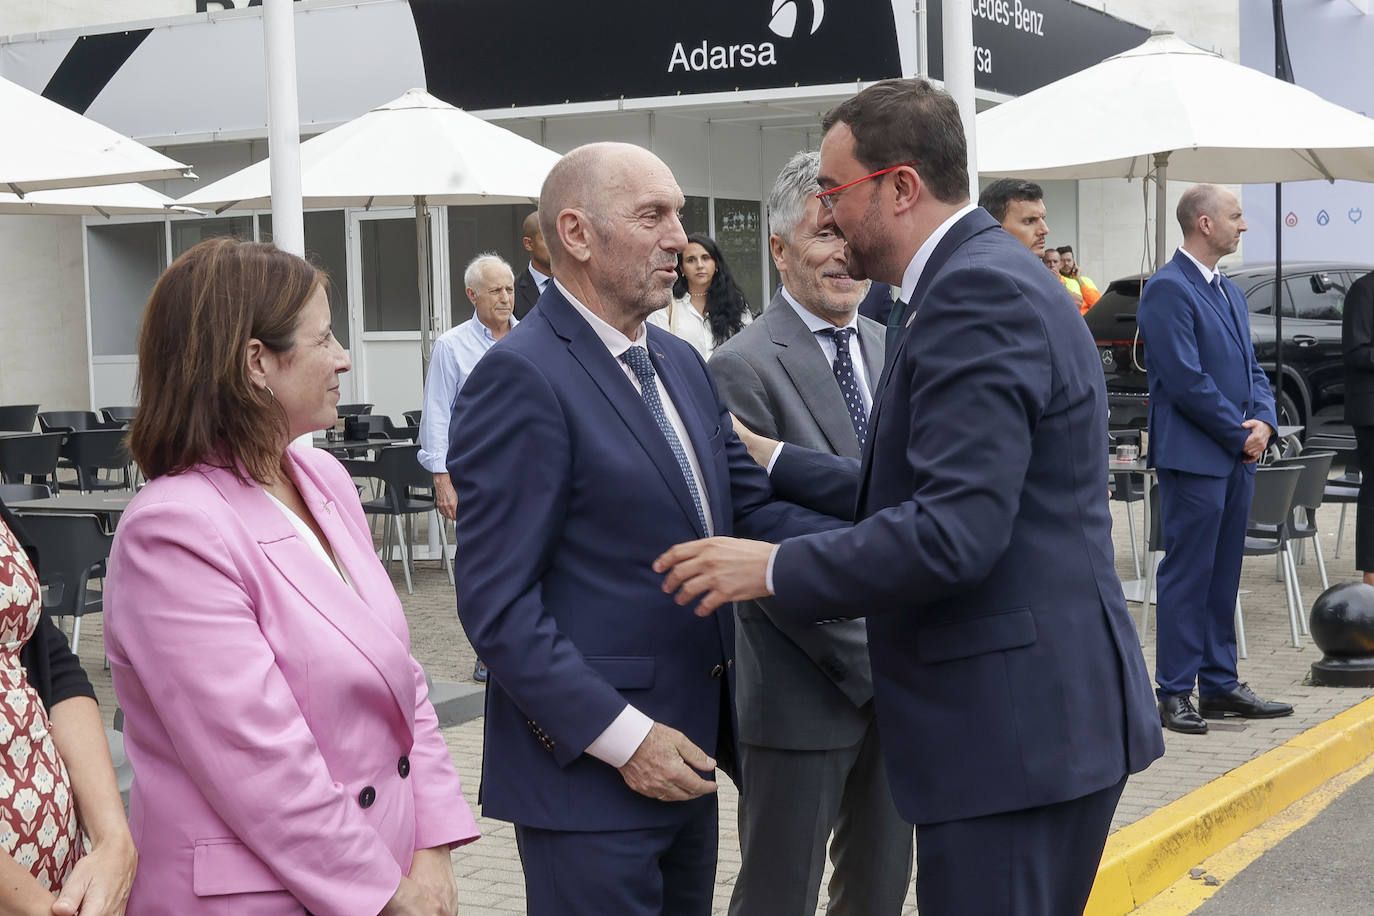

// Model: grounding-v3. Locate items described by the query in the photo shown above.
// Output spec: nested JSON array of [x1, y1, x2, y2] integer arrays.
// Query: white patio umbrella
[[0, 183, 198, 217], [1, 76, 195, 194], [178, 88, 562, 376], [976, 29, 1374, 268]]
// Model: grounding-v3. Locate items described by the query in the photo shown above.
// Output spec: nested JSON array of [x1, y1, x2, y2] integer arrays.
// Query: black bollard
[[1309, 582, 1374, 687]]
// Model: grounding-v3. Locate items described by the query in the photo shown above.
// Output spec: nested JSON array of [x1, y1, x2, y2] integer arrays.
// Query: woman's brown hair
[[129, 237, 324, 484]]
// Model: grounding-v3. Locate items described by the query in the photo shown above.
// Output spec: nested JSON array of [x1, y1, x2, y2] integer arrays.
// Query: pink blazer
[[105, 445, 479, 916]]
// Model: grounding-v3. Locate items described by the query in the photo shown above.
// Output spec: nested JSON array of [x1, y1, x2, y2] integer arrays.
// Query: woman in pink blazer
[[105, 238, 479, 915]]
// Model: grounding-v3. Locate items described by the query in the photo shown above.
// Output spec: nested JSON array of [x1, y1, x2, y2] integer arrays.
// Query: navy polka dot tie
[[620, 346, 709, 534], [821, 327, 868, 449]]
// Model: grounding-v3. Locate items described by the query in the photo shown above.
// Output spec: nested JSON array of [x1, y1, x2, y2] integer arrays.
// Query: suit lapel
[[543, 290, 709, 537], [872, 209, 998, 400], [1176, 252, 1247, 355], [767, 297, 861, 457], [205, 461, 416, 730], [861, 210, 999, 486], [856, 315, 884, 396], [649, 339, 719, 535]]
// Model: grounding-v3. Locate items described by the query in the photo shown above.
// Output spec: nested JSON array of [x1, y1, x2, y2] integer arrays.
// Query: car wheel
[[1277, 390, 1302, 432]]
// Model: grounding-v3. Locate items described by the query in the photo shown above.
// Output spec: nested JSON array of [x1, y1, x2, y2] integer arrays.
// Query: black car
[[1087, 261, 1374, 436]]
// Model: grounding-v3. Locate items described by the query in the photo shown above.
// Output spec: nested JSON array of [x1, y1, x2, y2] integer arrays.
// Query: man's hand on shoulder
[[1241, 419, 1272, 463], [618, 722, 718, 802]]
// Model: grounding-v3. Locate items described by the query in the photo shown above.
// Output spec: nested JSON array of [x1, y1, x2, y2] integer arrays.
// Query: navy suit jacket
[[1136, 250, 1277, 477], [766, 209, 1164, 826], [448, 285, 838, 832], [513, 268, 540, 319]]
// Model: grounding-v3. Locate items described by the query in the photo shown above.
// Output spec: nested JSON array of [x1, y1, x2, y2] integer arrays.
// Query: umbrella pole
[[1274, 183, 1285, 423], [1153, 152, 1169, 272], [417, 194, 435, 384]]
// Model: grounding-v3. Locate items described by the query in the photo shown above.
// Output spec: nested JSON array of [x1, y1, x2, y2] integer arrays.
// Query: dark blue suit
[[448, 285, 837, 915], [765, 209, 1163, 914], [1136, 250, 1276, 698]]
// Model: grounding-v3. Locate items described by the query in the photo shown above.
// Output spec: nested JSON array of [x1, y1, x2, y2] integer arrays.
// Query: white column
[[941, 0, 979, 200], [265, 0, 311, 448], [264, 0, 304, 258]]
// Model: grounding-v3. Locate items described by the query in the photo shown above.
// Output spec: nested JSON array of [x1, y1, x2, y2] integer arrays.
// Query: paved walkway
[[74, 497, 1374, 914]]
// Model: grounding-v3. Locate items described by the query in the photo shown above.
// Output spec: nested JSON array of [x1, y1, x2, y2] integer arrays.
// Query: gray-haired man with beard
[[708, 151, 912, 916]]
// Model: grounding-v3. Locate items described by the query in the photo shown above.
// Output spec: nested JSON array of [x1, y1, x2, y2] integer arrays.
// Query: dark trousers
[[1153, 463, 1251, 698], [915, 776, 1127, 915], [1353, 425, 1374, 573], [729, 720, 913, 916], [515, 796, 718, 916]]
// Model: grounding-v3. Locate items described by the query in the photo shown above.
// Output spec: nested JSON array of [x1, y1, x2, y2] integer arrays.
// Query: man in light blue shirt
[[421, 252, 517, 684], [419, 252, 517, 517]]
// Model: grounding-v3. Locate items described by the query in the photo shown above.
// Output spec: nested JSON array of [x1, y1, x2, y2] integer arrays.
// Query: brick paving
[[72, 497, 1374, 914]]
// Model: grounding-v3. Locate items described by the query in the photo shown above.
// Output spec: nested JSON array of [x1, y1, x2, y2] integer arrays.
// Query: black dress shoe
[[472, 659, 489, 684], [1159, 694, 1208, 734], [1198, 683, 1293, 719]]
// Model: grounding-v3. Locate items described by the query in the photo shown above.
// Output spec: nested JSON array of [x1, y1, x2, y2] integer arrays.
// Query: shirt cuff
[[765, 544, 780, 595], [765, 442, 785, 475], [584, 704, 654, 769]]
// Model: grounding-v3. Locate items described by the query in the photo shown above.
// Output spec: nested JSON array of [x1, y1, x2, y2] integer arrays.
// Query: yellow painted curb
[[1084, 695, 1374, 916]]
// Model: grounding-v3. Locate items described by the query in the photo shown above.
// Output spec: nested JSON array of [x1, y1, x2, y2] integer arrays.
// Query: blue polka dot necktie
[[620, 346, 709, 534], [820, 327, 868, 448]]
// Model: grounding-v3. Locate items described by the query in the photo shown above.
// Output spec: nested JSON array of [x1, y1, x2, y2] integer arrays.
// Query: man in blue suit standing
[[448, 141, 836, 916], [1136, 184, 1293, 735], [657, 79, 1163, 915]]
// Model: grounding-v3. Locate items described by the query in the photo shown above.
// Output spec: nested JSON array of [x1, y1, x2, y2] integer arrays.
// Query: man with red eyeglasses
[[655, 78, 1163, 915]]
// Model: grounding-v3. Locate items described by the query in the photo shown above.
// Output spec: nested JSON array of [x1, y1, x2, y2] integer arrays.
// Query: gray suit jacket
[[709, 290, 884, 750]]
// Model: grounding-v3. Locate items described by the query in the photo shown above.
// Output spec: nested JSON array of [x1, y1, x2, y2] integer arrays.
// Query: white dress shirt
[[417, 315, 517, 473], [1177, 247, 1222, 287], [527, 262, 551, 294], [558, 278, 716, 767]]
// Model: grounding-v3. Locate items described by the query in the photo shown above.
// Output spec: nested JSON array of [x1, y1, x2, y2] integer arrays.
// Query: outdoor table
[[8, 488, 136, 524], [313, 435, 410, 457]]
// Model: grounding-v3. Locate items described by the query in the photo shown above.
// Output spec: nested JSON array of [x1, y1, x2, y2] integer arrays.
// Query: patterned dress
[[0, 519, 82, 890]]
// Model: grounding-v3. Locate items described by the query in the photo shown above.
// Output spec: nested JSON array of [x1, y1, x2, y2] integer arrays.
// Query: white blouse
[[646, 293, 752, 360]]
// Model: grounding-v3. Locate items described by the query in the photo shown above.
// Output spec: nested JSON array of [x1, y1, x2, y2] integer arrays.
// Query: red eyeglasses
[[816, 160, 919, 210]]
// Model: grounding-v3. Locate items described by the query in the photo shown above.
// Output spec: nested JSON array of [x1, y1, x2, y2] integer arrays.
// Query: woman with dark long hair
[[648, 233, 752, 358]]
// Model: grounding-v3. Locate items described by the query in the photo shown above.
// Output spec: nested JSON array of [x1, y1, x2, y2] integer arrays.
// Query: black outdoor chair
[[0, 433, 64, 491], [1240, 465, 1305, 649], [19, 512, 113, 654], [1326, 468, 1361, 559], [60, 429, 135, 492], [343, 444, 451, 595], [99, 406, 138, 425], [0, 404, 39, 432], [1282, 450, 1337, 595], [336, 403, 374, 417], [38, 410, 111, 433], [403, 409, 424, 426], [0, 483, 51, 503]]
